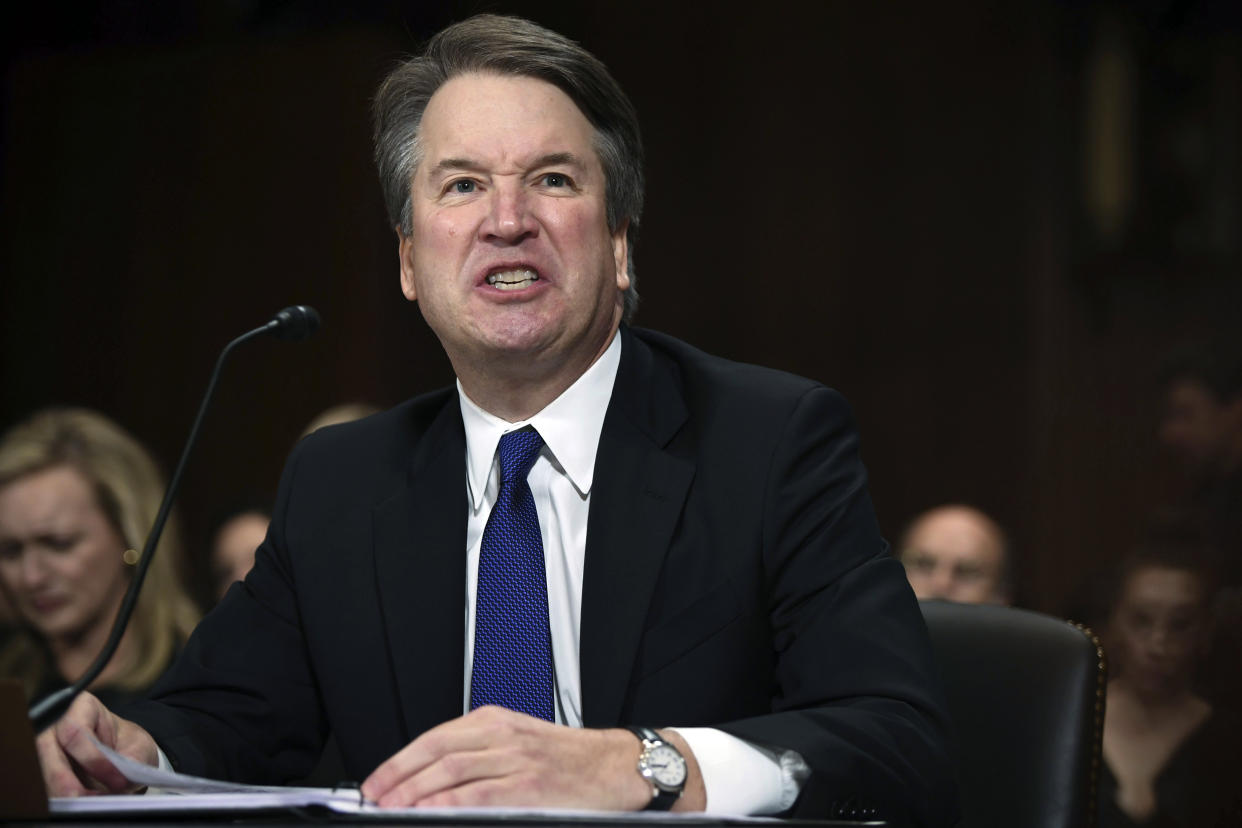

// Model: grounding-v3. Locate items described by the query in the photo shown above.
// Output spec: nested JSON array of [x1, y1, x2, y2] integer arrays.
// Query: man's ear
[[398, 229, 418, 302], [612, 219, 630, 292]]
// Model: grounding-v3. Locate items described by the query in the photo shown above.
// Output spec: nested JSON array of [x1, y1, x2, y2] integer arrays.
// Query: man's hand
[[36, 691, 159, 796], [360, 706, 706, 811]]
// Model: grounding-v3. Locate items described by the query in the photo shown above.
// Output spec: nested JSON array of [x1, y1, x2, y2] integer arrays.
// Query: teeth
[[486, 269, 539, 291]]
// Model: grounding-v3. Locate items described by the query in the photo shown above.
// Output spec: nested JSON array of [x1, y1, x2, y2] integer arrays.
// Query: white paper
[[49, 734, 785, 823], [87, 733, 337, 795]]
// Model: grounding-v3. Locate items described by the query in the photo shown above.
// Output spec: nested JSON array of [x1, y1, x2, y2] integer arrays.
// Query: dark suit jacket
[[126, 327, 959, 826]]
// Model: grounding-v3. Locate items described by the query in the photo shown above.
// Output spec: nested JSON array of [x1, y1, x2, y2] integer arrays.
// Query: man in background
[[1159, 341, 1242, 580], [1158, 342, 1242, 713], [899, 504, 1012, 605], [209, 406, 380, 601]]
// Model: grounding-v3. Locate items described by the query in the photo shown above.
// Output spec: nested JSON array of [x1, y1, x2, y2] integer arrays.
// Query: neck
[[456, 325, 618, 422]]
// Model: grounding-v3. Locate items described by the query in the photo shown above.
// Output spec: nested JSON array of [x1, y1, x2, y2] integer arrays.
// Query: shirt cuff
[[668, 727, 808, 815], [144, 746, 174, 795]]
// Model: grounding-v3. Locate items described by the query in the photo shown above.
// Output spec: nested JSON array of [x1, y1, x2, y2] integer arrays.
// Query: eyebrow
[[530, 152, 585, 170], [427, 152, 587, 180]]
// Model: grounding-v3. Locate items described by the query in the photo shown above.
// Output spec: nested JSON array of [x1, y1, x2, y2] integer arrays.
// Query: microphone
[[268, 305, 320, 341], [28, 306, 321, 731]]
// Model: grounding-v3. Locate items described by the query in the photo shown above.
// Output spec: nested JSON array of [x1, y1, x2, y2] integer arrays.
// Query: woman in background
[[0, 408, 199, 709], [1099, 536, 1242, 827]]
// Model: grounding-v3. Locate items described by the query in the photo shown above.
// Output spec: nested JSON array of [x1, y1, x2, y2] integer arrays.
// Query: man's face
[[211, 511, 269, 601], [1159, 379, 1242, 478], [900, 508, 1008, 605], [399, 72, 629, 381]]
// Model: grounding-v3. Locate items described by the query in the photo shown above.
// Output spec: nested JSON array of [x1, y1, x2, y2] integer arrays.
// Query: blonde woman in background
[[0, 408, 199, 709]]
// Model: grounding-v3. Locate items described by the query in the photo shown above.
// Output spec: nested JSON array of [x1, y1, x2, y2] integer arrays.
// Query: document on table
[[49, 734, 784, 823], [48, 734, 369, 815]]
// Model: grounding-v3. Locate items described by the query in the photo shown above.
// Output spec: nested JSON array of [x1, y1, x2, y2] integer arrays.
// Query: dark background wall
[[3, 0, 1240, 613]]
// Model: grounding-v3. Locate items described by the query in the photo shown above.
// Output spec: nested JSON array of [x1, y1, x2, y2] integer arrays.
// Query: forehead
[[905, 512, 1002, 565], [1120, 565, 1204, 608], [1167, 379, 1221, 411], [418, 72, 598, 169], [215, 512, 269, 546], [0, 465, 97, 529]]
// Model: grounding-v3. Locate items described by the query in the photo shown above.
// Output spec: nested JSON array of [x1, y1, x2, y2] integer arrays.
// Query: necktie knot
[[497, 428, 543, 487]]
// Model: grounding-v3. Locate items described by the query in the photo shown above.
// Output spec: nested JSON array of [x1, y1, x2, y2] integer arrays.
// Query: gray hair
[[373, 14, 644, 321]]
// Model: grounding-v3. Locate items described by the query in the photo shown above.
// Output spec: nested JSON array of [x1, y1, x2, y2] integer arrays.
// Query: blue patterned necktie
[[469, 428, 554, 720]]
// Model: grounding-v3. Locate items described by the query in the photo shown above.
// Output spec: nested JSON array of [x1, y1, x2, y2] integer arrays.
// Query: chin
[[30, 612, 83, 641], [1133, 674, 1184, 699], [476, 317, 563, 356]]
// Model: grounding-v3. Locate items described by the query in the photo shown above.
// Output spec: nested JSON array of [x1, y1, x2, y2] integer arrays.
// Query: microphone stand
[[28, 310, 317, 731]]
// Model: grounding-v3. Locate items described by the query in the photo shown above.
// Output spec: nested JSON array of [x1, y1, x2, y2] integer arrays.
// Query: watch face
[[643, 744, 687, 789]]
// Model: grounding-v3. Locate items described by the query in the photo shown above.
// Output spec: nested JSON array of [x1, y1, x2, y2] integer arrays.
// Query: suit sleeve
[[121, 436, 327, 783], [716, 385, 960, 827]]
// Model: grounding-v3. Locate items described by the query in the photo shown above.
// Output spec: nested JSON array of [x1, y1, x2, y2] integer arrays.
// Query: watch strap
[[628, 725, 662, 744], [626, 726, 683, 811]]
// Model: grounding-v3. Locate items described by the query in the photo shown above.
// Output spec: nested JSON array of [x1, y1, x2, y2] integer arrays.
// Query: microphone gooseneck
[[28, 306, 321, 731]]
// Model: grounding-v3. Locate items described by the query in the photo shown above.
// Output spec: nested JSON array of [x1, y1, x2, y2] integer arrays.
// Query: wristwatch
[[626, 726, 687, 810]]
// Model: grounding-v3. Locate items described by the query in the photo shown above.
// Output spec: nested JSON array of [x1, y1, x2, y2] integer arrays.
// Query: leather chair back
[[920, 600, 1106, 828]]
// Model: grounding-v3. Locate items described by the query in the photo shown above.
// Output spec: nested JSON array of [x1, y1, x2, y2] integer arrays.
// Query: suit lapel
[[580, 329, 694, 727], [373, 397, 467, 742]]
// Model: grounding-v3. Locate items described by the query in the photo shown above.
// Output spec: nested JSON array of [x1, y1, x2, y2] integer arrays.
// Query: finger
[[375, 747, 517, 808], [113, 721, 160, 769], [53, 702, 134, 792], [414, 772, 543, 809], [363, 707, 526, 801], [36, 727, 91, 797]]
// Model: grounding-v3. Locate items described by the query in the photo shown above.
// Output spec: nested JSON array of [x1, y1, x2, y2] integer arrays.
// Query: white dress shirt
[[457, 331, 805, 815]]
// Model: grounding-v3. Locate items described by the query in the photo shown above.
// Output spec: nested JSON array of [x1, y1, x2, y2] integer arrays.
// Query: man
[[1157, 342, 1242, 713], [1158, 341, 1242, 579], [208, 508, 269, 601], [898, 504, 1012, 605], [36, 15, 957, 825]]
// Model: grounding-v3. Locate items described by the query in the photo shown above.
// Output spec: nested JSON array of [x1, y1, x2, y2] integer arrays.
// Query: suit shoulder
[[629, 327, 849, 417], [292, 387, 457, 479]]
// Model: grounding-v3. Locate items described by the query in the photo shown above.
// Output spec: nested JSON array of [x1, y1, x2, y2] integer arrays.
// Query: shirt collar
[[459, 331, 622, 510]]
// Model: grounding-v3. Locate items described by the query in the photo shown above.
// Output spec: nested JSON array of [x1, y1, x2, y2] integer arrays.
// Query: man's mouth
[[485, 269, 540, 291]]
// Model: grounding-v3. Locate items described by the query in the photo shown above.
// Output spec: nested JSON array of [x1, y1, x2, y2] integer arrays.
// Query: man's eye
[[953, 566, 984, 582], [449, 180, 476, 194], [904, 554, 935, 573], [540, 173, 570, 188]]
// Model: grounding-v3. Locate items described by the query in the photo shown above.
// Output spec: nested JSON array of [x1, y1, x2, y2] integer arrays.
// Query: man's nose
[[924, 566, 956, 599], [480, 184, 538, 244]]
